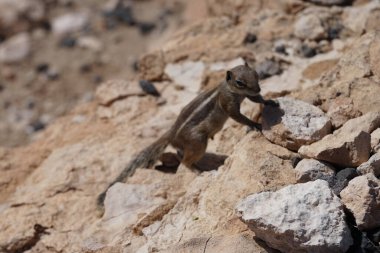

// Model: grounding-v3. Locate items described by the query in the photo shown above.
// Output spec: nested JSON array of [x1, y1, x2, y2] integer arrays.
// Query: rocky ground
[[1, 0, 380, 252]]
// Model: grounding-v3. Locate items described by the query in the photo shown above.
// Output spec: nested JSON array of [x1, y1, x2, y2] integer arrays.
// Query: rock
[[243, 33, 257, 44], [302, 0, 350, 5], [95, 80, 144, 106], [357, 153, 380, 177], [0, 0, 45, 37], [255, 59, 282, 79], [138, 134, 297, 252], [102, 182, 170, 231], [139, 51, 165, 81], [338, 32, 374, 83], [236, 180, 353, 253], [299, 112, 380, 167], [294, 14, 325, 41], [77, 36, 103, 52], [299, 44, 317, 58], [371, 128, 380, 152], [341, 174, 380, 230], [262, 97, 332, 151], [139, 80, 160, 97], [166, 233, 272, 253], [332, 167, 358, 195], [0, 33, 30, 63], [295, 158, 335, 183], [52, 12, 89, 36], [327, 97, 362, 129], [164, 61, 205, 92], [59, 36, 77, 48], [369, 35, 380, 79]]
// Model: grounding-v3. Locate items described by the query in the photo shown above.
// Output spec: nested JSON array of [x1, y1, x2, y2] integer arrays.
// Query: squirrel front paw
[[246, 123, 262, 133]]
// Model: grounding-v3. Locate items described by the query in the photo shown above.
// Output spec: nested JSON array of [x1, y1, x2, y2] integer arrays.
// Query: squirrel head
[[225, 63, 261, 96]]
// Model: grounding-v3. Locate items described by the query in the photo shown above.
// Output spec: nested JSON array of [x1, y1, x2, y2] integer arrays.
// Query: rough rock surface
[[0, 32, 30, 63], [299, 112, 380, 167], [294, 14, 325, 41], [341, 174, 380, 230], [262, 97, 331, 151], [236, 180, 353, 253], [371, 128, 380, 152], [357, 153, 380, 177], [295, 158, 335, 183], [2, 1, 380, 252], [326, 97, 362, 129]]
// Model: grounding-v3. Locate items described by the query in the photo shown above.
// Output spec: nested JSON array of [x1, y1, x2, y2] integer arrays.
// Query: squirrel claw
[[246, 124, 262, 133]]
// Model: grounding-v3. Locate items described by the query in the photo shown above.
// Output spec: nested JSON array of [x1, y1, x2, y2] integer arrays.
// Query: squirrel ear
[[244, 62, 249, 68], [226, 71, 233, 81]]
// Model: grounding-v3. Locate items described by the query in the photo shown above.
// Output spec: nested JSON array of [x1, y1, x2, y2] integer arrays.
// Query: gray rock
[[341, 174, 380, 230], [332, 168, 358, 196], [262, 97, 332, 151], [294, 14, 325, 41], [0, 33, 30, 63], [236, 180, 353, 253], [357, 153, 380, 177], [299, 112, 380, 167], [295, 158, 335, 183], [255, 59, 282, 79]]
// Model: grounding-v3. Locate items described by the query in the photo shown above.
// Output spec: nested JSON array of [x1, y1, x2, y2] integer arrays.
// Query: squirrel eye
[[235, 80, 246, 88]]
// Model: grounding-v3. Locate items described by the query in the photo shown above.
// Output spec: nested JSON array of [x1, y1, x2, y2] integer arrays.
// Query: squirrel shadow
[[156, 152, 228, 173], [262, 104, 285, 130]]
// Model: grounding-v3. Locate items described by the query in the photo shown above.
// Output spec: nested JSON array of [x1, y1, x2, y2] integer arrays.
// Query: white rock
[[357, 153, 380, 177], [236, 180, 353, 253], [341, 174, 380, 230], [294, 14, 325, 41], [295, 159, 335, 183], [52, 12, 89, 35], [164, 61, 205, 92], [262, 97, 332, 151], [78, 36, 103, 52], [0, 33, 30, 63]]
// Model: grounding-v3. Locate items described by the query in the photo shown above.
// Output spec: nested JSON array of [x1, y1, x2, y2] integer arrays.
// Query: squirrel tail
[[97, 131, 171, 207]]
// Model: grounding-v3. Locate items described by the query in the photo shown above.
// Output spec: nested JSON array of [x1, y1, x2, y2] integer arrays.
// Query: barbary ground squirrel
[[97, 63, 278, 207]]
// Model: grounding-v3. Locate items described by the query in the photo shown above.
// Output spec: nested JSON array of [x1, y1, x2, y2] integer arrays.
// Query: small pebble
[[300, 44, 316, 58], [59, 37, 76, 48], [30, 120, 45, 132], [138, 22, 156, 35], [139, 80, 160, 97], [244, 33, 257, 44], [35, 63, 49, 73], [275, 44, 287, 55]]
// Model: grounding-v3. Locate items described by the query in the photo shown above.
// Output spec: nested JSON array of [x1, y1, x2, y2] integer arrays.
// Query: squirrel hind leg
[[181, 139, 207, 169]]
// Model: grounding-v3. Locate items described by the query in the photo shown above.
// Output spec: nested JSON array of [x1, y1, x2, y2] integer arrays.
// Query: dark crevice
[[1, 224, 50, 253]]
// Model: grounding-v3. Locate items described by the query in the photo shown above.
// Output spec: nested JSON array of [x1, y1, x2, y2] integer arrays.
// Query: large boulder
[[341, 174, 380, 230], [236, 180, 353, 253], [299, 112, 380, 167], [262, 97, 331, 151]]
